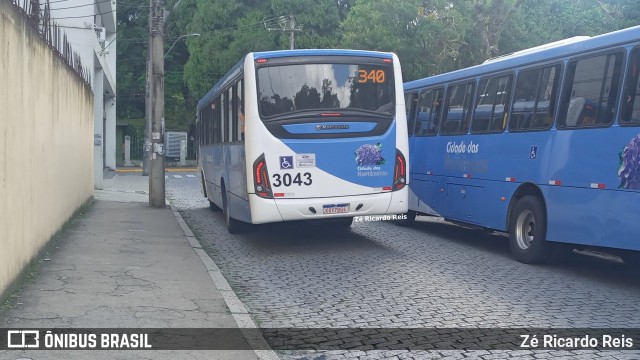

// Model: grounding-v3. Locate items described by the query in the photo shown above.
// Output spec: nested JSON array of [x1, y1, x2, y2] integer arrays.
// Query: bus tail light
[[393, 150, 406, 191], [253, 155, 273, 198]]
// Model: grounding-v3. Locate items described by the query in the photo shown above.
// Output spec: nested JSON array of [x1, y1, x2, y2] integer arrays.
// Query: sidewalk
[[0, 175, 269, 360]]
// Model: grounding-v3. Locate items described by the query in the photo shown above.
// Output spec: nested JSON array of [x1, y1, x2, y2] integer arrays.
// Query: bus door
[[410, 88, 444, 215]]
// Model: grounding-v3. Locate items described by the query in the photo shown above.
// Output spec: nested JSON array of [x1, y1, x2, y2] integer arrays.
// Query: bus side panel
[[225, 144, 251, 223], [541, 128, 640, 250], [201, 146, 223, 209], [408, 178, 440, 216], [544, 186, 640, 250], [409, 129, 444, 215]]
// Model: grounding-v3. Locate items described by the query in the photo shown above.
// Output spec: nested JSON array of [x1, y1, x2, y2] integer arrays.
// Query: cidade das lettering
[[446, 141, 479, 154]]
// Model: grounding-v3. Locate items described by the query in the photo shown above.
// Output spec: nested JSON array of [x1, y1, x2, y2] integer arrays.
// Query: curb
[[167, 199, 279, 360]]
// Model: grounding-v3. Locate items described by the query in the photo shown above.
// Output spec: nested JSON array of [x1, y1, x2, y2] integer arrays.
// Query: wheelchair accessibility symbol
[[280, 156, 294, 169]]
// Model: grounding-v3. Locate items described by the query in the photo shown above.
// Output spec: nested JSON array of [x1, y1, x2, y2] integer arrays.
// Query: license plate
[[322, 203, 349, 214]]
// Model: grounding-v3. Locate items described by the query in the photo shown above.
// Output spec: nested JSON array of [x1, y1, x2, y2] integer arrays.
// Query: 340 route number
[[272, 172, 312, 187]]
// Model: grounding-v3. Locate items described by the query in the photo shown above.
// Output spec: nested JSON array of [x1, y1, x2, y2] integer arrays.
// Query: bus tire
[[508, 195, 551, 264], [221, 185, 244, 234], [394, 211, 416, 227]]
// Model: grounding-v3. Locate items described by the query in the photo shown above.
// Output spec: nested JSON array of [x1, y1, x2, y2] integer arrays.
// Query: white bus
[[196, 49, 409, 233]]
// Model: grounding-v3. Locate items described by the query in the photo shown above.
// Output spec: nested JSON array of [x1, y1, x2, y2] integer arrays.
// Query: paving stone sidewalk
[[0, 174, 263, 360]]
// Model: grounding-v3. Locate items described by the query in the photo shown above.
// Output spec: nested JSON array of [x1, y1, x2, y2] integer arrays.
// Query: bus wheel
[[509, 195, 550, 264], [222, 186, 244, 234], [394, 211, 417, 227]]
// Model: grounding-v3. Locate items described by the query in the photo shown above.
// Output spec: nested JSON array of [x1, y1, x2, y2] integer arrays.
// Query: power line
[[50, 9, 116, 19], [44, 0, 115, 11], [264, 15, 302, 50]]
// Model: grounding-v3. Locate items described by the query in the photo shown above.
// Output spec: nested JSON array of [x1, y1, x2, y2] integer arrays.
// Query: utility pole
[[149, 0, 165, 207], [142, 0, 153, 176], [265, 15, 302, 50]]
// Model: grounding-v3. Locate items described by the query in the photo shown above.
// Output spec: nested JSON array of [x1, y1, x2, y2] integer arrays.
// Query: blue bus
[[196, 49, 409, 233], [403, 26, 640, 264]]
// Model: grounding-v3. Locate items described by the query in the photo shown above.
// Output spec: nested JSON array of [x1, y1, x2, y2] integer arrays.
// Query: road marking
[[186, 174, 196, 178], [173, 175, 183, 178]]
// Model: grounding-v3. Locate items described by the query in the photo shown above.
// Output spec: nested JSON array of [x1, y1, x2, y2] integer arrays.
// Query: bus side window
[[621, 48, 640, 126], [238, 80, 245, 141], [558, 52, 623, 129], [414, 88, 443, 136], [405, 92, 418, 136], [430, 88, 443, 135], [228, 88, 234, 142], [510, 65, 559, 132], [212, 98, 219, 144], [472, 74, 512, 133], [441, 82, 475, 135]]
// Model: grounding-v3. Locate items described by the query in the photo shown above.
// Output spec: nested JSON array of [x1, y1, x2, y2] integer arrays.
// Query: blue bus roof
[[404, 25, 640, 91], [197, 49, 394, 112]]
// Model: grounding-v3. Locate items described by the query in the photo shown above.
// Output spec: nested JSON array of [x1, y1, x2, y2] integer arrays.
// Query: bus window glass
[[405, 92, 418, 136], [257, 62, 394, 118], [472, 74, 512, 133], [220, 93, 226, 142], [441, 82, 475, 135], [510, 65, 560, 131], [559, 52, 623, 128], [404, 92, 413, 117], [621, 48, 640, 126], [210, 100, 217, 144], [415, 88, 443, 136], [237, 80, 245, 140], [228, 87, 235, 142]]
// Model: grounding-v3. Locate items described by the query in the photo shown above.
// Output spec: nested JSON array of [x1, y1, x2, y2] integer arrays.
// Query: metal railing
[[9, 0, 91, 86]]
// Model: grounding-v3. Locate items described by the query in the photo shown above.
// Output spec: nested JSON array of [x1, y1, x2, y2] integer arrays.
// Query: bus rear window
[[257, 62, 394, 118]]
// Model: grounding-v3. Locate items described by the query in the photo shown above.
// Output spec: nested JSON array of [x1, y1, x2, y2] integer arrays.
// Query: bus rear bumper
[[248, 188, 408, 224]]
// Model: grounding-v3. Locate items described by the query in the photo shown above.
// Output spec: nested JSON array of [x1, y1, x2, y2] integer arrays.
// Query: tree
[[183, 0, 277, 97], [470, 0, 524, 62], [499, 0, 623, 56], [270, 0, 346, 49], [116, 2, 149, 120], [341, 0, 470, 80]]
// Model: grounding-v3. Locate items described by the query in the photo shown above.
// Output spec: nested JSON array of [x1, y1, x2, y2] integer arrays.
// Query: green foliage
[[500, 0, 622, 55], [116, 0, 640, 130], [271, 0, 344, 48], [340, 0, 471, 81], [116, 2, 149, 120]]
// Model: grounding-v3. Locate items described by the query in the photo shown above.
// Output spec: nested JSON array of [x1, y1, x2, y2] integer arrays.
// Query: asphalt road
[[167, 172, 640, 360]]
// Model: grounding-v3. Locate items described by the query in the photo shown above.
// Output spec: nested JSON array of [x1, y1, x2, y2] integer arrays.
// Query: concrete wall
[[0, 1, 94, 296]]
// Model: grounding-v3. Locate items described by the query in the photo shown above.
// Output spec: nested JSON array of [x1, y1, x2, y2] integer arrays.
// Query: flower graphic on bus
[[618, 134, 640, 190], [355, 143, 384, 165]]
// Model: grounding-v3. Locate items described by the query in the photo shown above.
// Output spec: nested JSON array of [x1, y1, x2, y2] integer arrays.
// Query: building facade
[[49, 0, 117, 189]]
